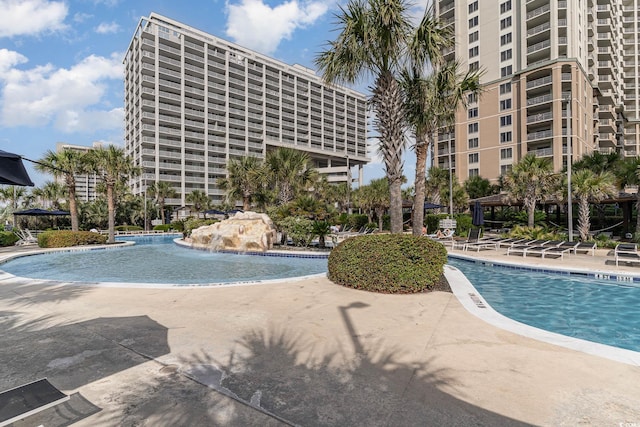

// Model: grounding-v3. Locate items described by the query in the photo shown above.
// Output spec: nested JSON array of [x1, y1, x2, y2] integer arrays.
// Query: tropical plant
[[35, 149, 88, 231], [316, 0, 444, 233], [569, 170, 617, 241], [402, 59, 482, 235], [425, 166, 449, 211], [264, 147, 316, 205], [89, 146, 140, 243], [464, 175, 496, 200], [312, 220, 332, 249], [0, 185, 27, 211], [356, 178, 389, 230], [148, 181, 177, 225], [502, 154, 558, 228], [573, 151, 620, 174], [615, 156, 640, 232], [39, 181, 67, 209], [217, 156, 264, 211], [327, 182, 351, 214], [186, 189, 210, 218]]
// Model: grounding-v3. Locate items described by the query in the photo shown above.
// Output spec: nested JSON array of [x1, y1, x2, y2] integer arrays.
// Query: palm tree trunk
[[577, 197, 590, 241], [636, 195, 640, 233], [412, 135, 429, 236], [68, 186, 79, 231], [107, 184, 115, 243], [372, 71, 405, 234], [159, 199, 165, 224]]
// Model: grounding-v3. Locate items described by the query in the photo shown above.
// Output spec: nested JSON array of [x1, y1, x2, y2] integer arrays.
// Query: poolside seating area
[[613, 243, 640, 266]]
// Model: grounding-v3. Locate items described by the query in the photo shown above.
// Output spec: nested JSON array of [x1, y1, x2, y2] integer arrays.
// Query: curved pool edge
[[0, 239, 328, 289], [444, 264, 640, 367]]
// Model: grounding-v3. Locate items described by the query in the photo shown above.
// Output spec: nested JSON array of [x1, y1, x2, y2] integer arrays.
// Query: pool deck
[[0, 244, 639, 426]]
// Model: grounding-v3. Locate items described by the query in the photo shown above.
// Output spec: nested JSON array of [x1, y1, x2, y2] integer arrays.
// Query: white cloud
[[95, 21, 120, 34], [0, 51, 124, 132], [0, 0, 68, 38], [74, 12, 93, 23], [225, 0, 329, 55]]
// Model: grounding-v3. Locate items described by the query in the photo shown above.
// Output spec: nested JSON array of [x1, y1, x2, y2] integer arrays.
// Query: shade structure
[[226, 209, 243, 214], [0, 150, 34, 186], [204, 209, 226, 215], [13, 208, 70, 216], [424, 202, 445, 210], [472, 200, 484, 226]]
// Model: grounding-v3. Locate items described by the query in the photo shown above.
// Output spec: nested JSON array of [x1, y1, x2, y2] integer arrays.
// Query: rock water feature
[[189, 211, 277, 252]]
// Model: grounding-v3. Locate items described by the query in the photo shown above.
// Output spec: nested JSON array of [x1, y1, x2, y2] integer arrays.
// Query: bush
[[328, 234, 448, 293], [279, 216, 314, 247], [153, 224, 173, 232], [38, 230, 107, 248], [115, 225, 143, 232], [184, 218, 217, 237], [0, 231, 19, 247]]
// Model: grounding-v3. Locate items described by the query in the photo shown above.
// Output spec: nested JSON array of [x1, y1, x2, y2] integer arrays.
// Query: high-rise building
[[124, 13, 369, 209], [435, 0, 638, 183], [55, 142, 103, 202]]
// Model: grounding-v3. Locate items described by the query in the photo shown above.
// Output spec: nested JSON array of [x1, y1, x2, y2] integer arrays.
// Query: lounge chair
[[14, 228, 38, 246], [455, 228, 498, 251], [614, 243, 640, 266], [494, 238, 527, 248], [428, 228, 455, 247], [574, 241, 597, 256], [523, 245, 574, 259]]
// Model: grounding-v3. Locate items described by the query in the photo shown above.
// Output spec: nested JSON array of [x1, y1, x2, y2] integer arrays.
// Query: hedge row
[[328, 234, 448, 294], [38, 231, 108, 248], [0, 231, 19, 247]]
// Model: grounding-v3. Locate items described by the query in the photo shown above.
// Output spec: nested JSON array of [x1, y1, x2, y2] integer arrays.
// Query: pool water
[[449, 257, 640, 353], [0, 235, 328, 285]]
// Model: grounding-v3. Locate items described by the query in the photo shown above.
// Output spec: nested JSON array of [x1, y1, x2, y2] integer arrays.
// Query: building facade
[[435, 0, 638, 183], [55, 142, 103, 202], [124, 13, 369, 208]]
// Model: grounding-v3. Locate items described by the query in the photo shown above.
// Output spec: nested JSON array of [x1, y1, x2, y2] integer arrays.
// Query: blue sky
[[0, 0, 423, 188]]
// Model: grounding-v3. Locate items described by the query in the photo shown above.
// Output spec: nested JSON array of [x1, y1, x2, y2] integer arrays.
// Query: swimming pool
[[0, 235, 328, 286], [448, 257, 640, 353]]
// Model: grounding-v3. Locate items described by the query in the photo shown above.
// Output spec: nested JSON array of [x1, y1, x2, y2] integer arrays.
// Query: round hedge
[[327, 234, 448, 293]]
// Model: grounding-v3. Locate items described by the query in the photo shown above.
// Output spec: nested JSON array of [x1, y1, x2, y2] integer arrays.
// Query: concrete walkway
[[0, 244, 639, 426]]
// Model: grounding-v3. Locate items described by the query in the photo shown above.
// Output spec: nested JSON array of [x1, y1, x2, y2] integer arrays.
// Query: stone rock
[[189, 211, 276, 252]]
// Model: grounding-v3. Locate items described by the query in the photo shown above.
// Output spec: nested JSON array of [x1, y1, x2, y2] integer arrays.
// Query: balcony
[[527, 111, 553, 124]]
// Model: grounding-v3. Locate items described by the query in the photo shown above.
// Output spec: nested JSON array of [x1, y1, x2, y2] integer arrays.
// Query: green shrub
[[38, 231, 107, 248], [115, 225, 143, 232], [279, 216, 314, 247], [328, 234, 448, 294], [184, 218, 217, 237], [0, 231, 19, 247], [153, 224, 172, 232]]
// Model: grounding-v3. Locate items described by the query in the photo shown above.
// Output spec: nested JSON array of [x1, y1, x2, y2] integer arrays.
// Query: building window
[[469, 153, 479, 163], [500, 0, 512, 14], [468, 137, 479, 148], [499, 82, 512, 94], [501, 49, 512, 61], [500, 131, 512, 143], [469, 31, 479, 43], [469, 168, 480, 177], [501, 66, 513, 77], [468, 107, 478, 118], [469, 1, 478, 13], [469, 16, 478, 28], [501, 164, 512, 175], [469, 46, 479, 58], [500, 115, 512, 126], [500, 17, 512, 30], [501, 33, 512, 46], [500, 147, 513, 159], [468, 122, 479, 133], [468, 93, 478, 104], [469, 61, 479, 71]]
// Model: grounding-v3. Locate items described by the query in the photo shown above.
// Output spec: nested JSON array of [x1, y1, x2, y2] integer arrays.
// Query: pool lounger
[[574, 242, 597, 256], [614, 243, 640, 266]]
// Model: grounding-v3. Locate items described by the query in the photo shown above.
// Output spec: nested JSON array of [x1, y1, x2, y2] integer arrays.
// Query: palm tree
[[217, 156, 264, 211], [186, 189, 210, 218], [614, 157, 640, 232], [40, 181, 66, 209], [357, 178, 389, 231], [570, 170, 616, 241], [573, 151, 620, 174], [265, 147, 316, 205], [425, 166, 449, 212], [89, 146, 140, 243], [0, 185, 26, 211], [148, 181, 177, 225], [35, 149, 88, 231], [464, 175, 496, 200], [327, 182, 350, 214], [503, 154, 558, 228], [316, 0, 444, 233], [402, 60, 482, 235]]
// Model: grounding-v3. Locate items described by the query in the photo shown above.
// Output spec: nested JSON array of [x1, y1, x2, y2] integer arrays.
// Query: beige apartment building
[[435, 0, 639, 183], [123, 13, 369, 208], [55, 142, 103, 202]]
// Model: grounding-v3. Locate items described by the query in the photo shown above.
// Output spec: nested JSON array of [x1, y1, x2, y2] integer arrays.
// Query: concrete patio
[[0, 244, 639, 426]]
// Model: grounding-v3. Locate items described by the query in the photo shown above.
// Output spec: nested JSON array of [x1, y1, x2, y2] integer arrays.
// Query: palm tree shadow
[[180, 304, 534, 426]]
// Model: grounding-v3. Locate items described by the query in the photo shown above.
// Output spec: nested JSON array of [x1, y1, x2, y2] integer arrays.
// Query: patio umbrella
[[205, 209, 226, 215], [0, 150, 34, 186], [226, 209, 243, 215], [13, 208, 69, 216], [472, 200, 484, 226]]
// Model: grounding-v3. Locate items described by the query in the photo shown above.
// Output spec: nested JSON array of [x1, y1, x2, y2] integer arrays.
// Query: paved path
[[0, 244, 639, 426]]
